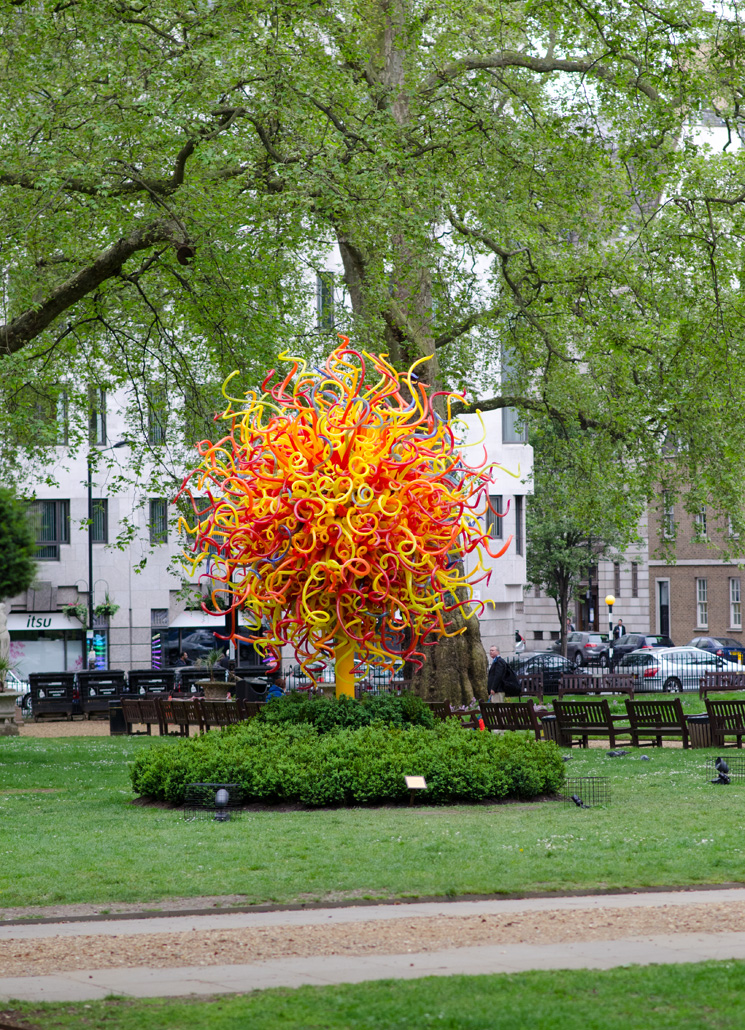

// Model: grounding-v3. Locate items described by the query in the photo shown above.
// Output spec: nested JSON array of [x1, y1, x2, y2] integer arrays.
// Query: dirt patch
[[0, 899, 743, 977]]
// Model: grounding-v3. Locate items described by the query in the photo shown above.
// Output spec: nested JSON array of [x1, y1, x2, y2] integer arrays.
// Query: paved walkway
[[2, 888, 745, 1002]]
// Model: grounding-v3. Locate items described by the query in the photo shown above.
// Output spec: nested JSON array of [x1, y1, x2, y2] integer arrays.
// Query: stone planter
[[200, 680, 230, 700], [0, 692, 20, 736]]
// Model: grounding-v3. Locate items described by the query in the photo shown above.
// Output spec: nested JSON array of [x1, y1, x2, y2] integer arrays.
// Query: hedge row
[[129, 720, 565, 807], [257, 692, 435, 732]]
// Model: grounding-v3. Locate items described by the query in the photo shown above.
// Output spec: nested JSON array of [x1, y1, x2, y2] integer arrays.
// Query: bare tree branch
[[421, 51, 660, 103], [0, 219, 187, 356]]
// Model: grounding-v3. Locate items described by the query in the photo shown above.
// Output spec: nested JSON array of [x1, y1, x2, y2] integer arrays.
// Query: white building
[[7, 373, 534, 677]]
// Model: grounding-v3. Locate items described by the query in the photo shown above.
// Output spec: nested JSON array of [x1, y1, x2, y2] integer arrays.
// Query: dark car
[[507, 651, 578, 695], [686, 636, 745, 663], [550, 631, 611, 668], [610, 633, 674, 667]]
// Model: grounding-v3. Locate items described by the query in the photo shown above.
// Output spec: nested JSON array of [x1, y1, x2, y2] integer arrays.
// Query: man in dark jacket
[[487, 646, 521, 698]]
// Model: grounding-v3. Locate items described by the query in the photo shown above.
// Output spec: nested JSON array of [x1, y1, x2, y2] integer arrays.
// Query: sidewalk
[[2, 888, 745, 1002]]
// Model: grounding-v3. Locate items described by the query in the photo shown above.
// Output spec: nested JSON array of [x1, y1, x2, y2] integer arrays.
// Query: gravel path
[[0, 897, 740, 978]]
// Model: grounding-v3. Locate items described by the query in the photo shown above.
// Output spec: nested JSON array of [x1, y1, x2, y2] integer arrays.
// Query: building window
[[149, 499, 168, 544], [614, 562, 621, 597], [696, 578, 708, 628], [694, 506, 707, 540], [533, 630, 544, 640], [514, 495, 524, 555], [28, 500, 70, 561], [91, 499, 108, 544], [485, 495, 503, 539], [631, 562, 638, 598], [662, 492, 675, 539], [147, 385, 168, 445], [731, 578, 742, 630], [502, 407, 528, 443], [316, 272, 334, 331], [88, 387, 106, 446]]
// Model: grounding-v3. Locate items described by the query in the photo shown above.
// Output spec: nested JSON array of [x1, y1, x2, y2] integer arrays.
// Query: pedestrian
[[173, 651, 190, 667], [613, 618, 624, 640], [87, 647, 97, 670], [515, 629, 526, 653], [567, 615, 576, 633], [487, 645, 521, 699]]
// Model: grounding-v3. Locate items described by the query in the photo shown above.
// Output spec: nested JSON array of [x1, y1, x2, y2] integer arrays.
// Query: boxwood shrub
[[257, 692, 436, 732], [130, 720, 564, 807]]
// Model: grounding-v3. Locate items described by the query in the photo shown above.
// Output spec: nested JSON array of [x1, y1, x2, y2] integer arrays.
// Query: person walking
[[487, 645, 521, 700], [613, 618, 625, 640]]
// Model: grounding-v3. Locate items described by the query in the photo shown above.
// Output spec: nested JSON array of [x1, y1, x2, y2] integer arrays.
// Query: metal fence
[[505, 650, 745, 695]]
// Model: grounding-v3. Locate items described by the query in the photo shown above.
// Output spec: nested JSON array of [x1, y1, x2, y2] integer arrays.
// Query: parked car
[[685, 636, 745, 663], [614, 646, 743, 692], [610, 633, 674, 666], [550, 631, 611, 667], [507, 651, 578, 694]]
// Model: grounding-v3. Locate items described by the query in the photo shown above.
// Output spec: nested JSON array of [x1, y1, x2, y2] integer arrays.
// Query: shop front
[[8, 613, 85, 680]]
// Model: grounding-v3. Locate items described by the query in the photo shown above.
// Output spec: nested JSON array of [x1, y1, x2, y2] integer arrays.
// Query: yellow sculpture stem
[[335, 635, 355, 699]]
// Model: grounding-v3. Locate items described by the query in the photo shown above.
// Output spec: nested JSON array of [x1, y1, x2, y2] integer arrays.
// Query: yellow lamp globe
[[605, 594, 616, 607]]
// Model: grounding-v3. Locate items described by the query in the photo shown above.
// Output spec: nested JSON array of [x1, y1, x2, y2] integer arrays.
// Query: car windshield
[[716, 638, 743, 648]]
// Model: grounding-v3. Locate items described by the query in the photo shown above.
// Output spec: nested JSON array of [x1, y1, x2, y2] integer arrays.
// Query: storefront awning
[[8, 613, 80, 632]]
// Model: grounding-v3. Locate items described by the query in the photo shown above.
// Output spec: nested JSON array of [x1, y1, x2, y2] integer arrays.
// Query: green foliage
[[257, 692, 435, 732], [129, 720, 565, 807], [0, 486, 37, 601]]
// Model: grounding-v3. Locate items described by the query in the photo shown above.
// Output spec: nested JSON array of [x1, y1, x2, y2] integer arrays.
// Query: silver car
[[614, 646, 744, 693]]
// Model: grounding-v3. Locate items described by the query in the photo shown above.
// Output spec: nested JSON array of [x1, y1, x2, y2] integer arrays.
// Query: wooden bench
[[558, 674, 635, 699], [625, 698, 689, 748], [553, 699, 631, 749], [699, 672, 745, 699], [705, 699, 745, 748], [518, 673, 544, 703], [425, 701, 454, 721], [479, 700, 542, 740], [237, 700, 265, 721], [121, 697, 163, 735], [198, 699, 242, 731]]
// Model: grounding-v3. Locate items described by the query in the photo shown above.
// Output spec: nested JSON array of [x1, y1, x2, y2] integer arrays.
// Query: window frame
[[514, 494, 524, 555], [696, 578, 709, 629], [91, 498, 109, 545], [88, 387, 107, 446], [485, 494, 503, 539], [149, 498, 169, 545], [730, 577, 742, 631], [28, 499, 70, 561], [146, 385, 168, 446]]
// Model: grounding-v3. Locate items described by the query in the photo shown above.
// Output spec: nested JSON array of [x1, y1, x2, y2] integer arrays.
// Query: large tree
[[0, 487, 37, 687], [2, 0, 745, 694]]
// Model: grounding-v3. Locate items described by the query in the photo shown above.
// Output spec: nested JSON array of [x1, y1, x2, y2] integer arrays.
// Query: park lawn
[[0, 735, 743, 909], [6, 961, 745, 1029]]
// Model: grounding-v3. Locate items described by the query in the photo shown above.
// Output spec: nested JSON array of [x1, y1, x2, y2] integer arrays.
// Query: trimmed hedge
[[257, 691, 436, 732], [129, 720, 565, 807]]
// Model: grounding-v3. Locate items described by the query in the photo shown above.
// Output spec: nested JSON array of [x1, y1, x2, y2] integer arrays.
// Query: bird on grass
[[712, 757, 731, 785], [570, 794, 589, 809]]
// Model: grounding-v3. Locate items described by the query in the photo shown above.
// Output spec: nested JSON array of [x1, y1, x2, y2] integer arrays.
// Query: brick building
[[648, 494, 743, 645]]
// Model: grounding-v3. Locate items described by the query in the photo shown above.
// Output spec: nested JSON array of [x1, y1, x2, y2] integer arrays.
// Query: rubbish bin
[[540, 713, 562, 744], [109, 699, 127, 736], [688, 714, 712, 749]]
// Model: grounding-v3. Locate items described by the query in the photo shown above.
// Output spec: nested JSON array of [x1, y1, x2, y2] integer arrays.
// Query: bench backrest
[[557, 674, 595, 697], [518, 673, 544, 702], [705, 698, 745, 731], [700, 672, 745, 697], [602, 675, 635, 698], [425, 701, 453, 721], [553, 699, 613, 731], [480, 701, 540, 738], [625, 698, 685, 729]]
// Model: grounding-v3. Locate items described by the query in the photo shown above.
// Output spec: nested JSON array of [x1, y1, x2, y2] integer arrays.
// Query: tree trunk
[[405, 586, 488, 705]]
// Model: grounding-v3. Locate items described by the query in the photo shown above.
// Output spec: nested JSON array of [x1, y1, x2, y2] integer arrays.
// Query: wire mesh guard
[[183, 783, 244, 821], [703, 757, 745, 784], [562, 776, 611, 808]]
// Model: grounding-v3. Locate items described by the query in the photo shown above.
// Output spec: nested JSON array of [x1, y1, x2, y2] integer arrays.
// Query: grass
[[6, 961, 745, 1028], [0, 734, 743, 909]]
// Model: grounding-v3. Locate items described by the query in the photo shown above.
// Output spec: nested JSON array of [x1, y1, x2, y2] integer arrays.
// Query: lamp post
[[605, 593, 616, 667], [87, 440, 127, 666]]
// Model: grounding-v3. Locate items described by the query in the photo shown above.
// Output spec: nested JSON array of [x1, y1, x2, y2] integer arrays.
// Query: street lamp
[[87, 440, 128, 665], [605, 594, 616, 664]]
